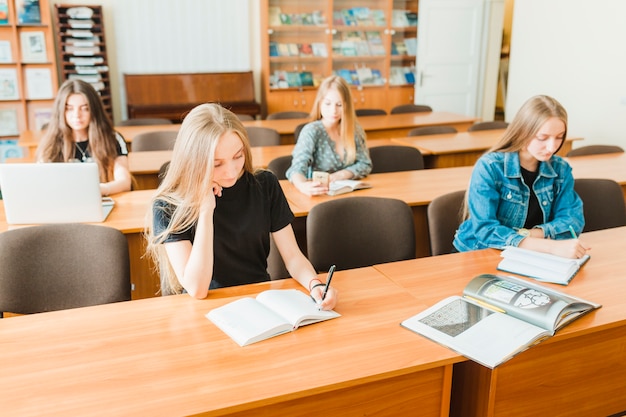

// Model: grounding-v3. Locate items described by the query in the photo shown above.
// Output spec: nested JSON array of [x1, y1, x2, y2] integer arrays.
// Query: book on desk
[[206, 289, 340, 346], [401, 274, 600, 368]]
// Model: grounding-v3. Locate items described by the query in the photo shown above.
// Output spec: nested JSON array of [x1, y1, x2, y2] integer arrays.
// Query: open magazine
[[401, 274, 600, 368]]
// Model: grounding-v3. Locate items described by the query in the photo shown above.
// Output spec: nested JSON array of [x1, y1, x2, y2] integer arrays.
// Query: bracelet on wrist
[[308, 279, 322, 291], [310, 283, 326, 292]]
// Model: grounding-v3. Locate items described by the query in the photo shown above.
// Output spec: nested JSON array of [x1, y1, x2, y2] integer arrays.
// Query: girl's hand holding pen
[[310, 265, 338, 310]]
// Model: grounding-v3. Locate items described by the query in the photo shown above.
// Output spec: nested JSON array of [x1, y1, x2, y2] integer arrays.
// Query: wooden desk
[[392, 130, 581, 168], [0, 268, 460, 416], [242, 111, 479, 144], [0, 190, 160, 300], [374, 226, 626, 417], [568, 152, 626, 199], [128, 139, 412, 190]]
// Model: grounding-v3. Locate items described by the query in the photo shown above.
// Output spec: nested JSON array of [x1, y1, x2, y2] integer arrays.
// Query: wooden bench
[[123, 71, 261, 122]]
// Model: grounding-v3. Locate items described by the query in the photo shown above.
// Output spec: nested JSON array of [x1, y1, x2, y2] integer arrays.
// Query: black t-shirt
[[153, 170, 294, 289], [521, 167, 542, 228], [74, 132, 128, 161]]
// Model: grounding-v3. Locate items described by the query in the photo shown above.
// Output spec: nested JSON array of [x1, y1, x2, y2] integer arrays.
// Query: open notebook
[[0, 162, 114, 224]]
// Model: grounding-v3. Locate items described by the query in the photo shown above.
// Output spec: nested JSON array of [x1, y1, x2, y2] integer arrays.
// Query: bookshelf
[[261, 0, 419, 116], [0, 0, 58, 151], [53, 4, 112, 121]]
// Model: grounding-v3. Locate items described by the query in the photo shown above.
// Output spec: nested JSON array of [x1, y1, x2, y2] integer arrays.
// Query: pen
[[322, 264, 336, 301], [568, 225, 578, 239]]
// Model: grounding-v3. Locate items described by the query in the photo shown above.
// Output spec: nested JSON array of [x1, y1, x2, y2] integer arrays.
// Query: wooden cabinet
[[0, 0, 58, 142], [53, 4, 112, 121], [261, 0, 419, 116]]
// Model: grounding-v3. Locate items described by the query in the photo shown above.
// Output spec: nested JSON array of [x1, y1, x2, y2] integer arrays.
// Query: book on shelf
[[66, 29, 94, 38], [356, 66, 375, 85], [75, 65, 109, 74], [268, 6, 282, 26], [389, 67, 407, 85], [274, 70, 289, 88], [279, 13, 291, 25], [497, 246, 591, 285], [406, 12, 418, 26], [25, 67, 53, 99], [20, 31, 47, 63], [0, 108, 19, 136], [17, 0, 41, 24], [66, 36, 100, 47], [0, 0, 8, 24], [340, 41, 358, 57], [206, 289, 341, 347], [366, 31, 385, 56], [277, 43, 290, 57], [68, 19, 94, 29], [311, 10, 326, 25], [269, 42, 279, 57], [394, 41, 408, 56], [0, 68, 19, 100], [287, 43, 299, 56], [331, 40, 342, 56], [285, 71, 302, 87], [328, 179, 371, 196], [311, 42, 327, 57], [371, 9, 386, 26], [392, 9, 410, 27], [298, 43, 313, 57], [0, 40, 12, 63], [69, 56, 103, 66], [64, 45, 101, 56], [332, 11, 345, 26], [341, 9, 357, 26], [355, 41, 370, 56], [404, 38, 418, 56], [351, 7, 373, 26], [299, 71, 314, 87], [401, 273, 601, 368]]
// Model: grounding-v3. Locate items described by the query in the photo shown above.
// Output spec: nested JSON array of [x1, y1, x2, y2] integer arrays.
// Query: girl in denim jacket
[[454, 95, 589, 259]]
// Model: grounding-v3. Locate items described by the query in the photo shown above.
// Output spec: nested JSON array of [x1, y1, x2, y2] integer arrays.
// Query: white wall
[[506, 0, 626, 148]]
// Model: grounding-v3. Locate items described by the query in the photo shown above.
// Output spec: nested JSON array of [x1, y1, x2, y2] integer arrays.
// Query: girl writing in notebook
[[145, 103, 338, 308], [286, 75, 372, 196], [36, 79, 131, 196], [454, 95, 589, 259]]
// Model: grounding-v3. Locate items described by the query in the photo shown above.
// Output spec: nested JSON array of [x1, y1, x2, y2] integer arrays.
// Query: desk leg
[[126, 233, 160, 299]]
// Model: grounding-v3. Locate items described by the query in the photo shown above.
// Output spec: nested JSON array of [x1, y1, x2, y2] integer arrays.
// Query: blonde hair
[[145, 103, 254, 294], [462, 95, 568, 220], [309, 75, 358, 164], [36, 79, 118, 182], [489, 95, 568, 153]]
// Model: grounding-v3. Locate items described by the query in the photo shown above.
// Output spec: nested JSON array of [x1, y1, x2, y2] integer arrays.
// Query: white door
[[415, 0, 488, 116]]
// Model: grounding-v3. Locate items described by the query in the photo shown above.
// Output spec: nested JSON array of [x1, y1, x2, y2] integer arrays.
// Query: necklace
[[75, 142, 92, 162]]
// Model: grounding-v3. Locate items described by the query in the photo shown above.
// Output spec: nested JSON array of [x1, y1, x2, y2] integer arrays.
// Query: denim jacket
[[453, 151, 584, 251]]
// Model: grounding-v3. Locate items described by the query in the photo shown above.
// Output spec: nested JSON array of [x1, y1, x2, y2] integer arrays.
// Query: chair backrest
[[427, 190, 466, 256], [235, 113, 255, 121], [294, 122, 308, 142], [118, 118, 173, 126], [306, 197, 415, 272], [267, 155, 292, 180], [158, 160, 171, 185], [245, 126, 281, 147], [131, 130, 178, 152], [566, 145, 625, 157], [369, 145, 424, 174], [0, 223, 131, 316], [574, 178, 626, 232], [390, 104, 433, 114], [355, 108, 387, 116], [266, 111, 309, 120], [267, 234, 290, 280], [467, 121, 509, 132], [408, 126, 458, 136]]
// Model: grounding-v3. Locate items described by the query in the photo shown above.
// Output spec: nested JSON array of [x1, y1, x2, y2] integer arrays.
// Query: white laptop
[[0, 162, 115, 224]]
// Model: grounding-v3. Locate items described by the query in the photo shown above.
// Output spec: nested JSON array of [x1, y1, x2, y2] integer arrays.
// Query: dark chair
[[574, 179, 626, 232], [235, 113, 255, 121], [245, 126, 281, 147], [390, 104, 433, 114], [566, 145, 624, 157], [306, 197, 415, 272], [408, 126, 458, 136], [118, 118, 173, 126], [267, 234, 290, 280], [266, 111, 309, 120], [369, 145, 424, 174], [267, 155, 292, 180], [158, 161, 171, 184], [427, 190, 466, 256], [0, 223, 131, 317], [131, 130, 178, 152], [294, 122, 308, 142], [467, 121, 509, 132], [355, 108, 387, 117]]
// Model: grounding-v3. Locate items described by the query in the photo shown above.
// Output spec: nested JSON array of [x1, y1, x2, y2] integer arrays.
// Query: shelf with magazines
[[53, 4, 112, 121], [0, 0, 58, 152], [261, 0, 419, 116]]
